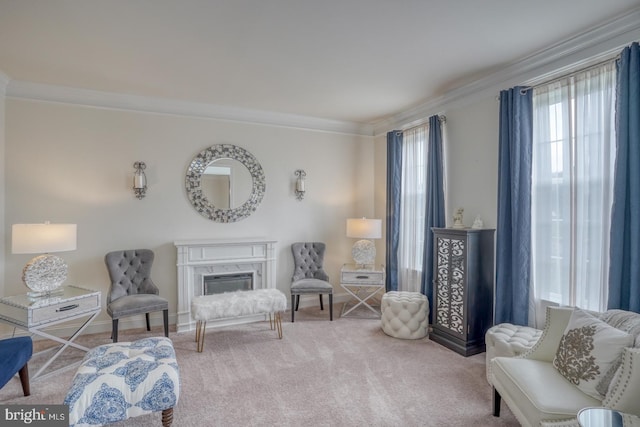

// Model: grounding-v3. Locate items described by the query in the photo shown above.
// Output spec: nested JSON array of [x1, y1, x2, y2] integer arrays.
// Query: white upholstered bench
[[191, 289, 287, 352]]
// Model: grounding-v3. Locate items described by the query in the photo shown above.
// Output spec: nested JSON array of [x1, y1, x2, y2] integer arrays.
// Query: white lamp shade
[[12, 223, 77, 254], [346, 218, 382, 239]]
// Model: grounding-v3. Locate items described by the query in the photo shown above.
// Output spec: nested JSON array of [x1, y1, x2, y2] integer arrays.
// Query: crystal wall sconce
[[133, 161, 147, 199], [295, 169, 306, 201]]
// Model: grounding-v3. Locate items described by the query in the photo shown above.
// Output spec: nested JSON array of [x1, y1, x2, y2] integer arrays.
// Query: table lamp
[[12, 222, 77, 296], [346, 218, 382, 268]]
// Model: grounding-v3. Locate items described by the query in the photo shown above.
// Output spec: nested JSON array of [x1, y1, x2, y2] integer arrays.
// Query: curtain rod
[[519, 55, 620, 94], [401, 115, 446, 132]]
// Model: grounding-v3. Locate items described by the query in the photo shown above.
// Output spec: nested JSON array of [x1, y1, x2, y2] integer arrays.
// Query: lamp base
[[352, 239, 376, 268], [27, 287, 65, 300], [22, 254, 68, 295]]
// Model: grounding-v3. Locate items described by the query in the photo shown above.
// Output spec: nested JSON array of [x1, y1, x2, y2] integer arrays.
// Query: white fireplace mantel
[[175, 238, 277, 332]]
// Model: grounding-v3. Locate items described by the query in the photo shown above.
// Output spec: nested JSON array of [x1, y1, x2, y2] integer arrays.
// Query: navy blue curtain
[[608, 42, 640, 313], [421, 115, 446, 319], [386, 131, 403, 292], [495, 87, 533, 325]]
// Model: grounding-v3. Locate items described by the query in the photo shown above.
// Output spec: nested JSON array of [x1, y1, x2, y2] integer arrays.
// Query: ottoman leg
[[275, 312, 283, 339], [196, 321, 206, 353], [162, 408, 174, 427]]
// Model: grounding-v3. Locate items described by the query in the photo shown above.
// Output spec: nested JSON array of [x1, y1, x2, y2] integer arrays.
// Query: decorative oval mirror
[[186, 144, 266, 222]]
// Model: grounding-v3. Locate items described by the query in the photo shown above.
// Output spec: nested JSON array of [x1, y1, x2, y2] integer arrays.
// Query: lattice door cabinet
[[430, 228, 495, 356]]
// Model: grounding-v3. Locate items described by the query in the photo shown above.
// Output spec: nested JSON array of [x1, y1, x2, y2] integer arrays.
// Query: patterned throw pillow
[[552, 308, 634, 400]]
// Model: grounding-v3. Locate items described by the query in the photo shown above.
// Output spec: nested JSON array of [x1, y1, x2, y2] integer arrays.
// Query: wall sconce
[[133, 161, 147, 199], [295, 169, 306, 201]]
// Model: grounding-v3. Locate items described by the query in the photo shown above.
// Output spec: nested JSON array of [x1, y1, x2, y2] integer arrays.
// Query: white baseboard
[[0, 312, 177, 341]]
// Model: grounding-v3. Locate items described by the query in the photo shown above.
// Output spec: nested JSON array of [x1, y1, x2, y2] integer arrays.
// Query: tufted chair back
[[105, 249, 159, 304], [291, 242, 329, 282]]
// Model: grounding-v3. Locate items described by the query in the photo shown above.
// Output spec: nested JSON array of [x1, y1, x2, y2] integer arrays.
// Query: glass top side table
[[340, 264, 385, 318], [578, 407, 640, 427], [0, 285, 101, 380]]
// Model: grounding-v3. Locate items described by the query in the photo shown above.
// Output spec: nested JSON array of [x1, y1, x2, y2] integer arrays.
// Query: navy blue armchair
[[0, 336, 33, 396]]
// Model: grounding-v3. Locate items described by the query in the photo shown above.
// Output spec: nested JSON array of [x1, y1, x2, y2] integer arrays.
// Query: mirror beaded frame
[[186, 144, 266, 223]]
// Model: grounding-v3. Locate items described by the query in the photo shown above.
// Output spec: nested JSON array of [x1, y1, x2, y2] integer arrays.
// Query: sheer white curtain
[[398, 124, 428, 292], [531, 61, 616, 317]]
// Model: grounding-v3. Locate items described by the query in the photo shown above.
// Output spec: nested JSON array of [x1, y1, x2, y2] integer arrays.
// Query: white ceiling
[[1, 0, 639, 127]]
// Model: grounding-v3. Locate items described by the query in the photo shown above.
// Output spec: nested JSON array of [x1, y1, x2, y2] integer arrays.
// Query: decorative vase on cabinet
[[431, 227, 495, 356]]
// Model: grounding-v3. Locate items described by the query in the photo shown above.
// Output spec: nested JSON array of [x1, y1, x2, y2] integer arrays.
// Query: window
[[531, 61, 616, 312], [398, 124, 428, 292]]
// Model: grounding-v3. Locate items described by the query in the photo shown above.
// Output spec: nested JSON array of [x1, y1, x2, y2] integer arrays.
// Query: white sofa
[[491, 306, 640, 427]]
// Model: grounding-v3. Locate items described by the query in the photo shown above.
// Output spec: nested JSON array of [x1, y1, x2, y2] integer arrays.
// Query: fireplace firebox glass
[[203, 272, 253, 295]]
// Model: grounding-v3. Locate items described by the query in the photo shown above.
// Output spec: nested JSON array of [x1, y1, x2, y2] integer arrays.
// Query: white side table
[[340, 264, 385, 317], [578, 407, 640, 427], [0, 285, 101, 380]]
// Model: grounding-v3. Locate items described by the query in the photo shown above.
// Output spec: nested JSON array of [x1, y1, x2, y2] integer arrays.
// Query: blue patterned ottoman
[[64, 337, 180, 427]]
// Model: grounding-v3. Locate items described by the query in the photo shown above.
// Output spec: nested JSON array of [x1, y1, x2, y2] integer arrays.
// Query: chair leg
[[112, 319, 119, 343], [18, 363, 30, 396], [319, 294, 324, 310], [291, 295, 296, 322], [493, 387, 501, 417], [329, 294, 333, 321], [146, 313, 151, 331], [295, 295, 300, 311], [163, 309, 169, 337]]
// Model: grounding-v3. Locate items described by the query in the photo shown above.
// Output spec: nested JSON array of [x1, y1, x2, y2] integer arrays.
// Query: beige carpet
[[0, 306, 519, 426]]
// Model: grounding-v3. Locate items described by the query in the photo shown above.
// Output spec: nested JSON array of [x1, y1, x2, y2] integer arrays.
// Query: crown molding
[[5, 7, 639, 139], [373, 7, 640, 136], [6, 80, 374, 137]]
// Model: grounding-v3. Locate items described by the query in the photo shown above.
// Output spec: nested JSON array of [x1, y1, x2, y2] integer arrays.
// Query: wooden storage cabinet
[[430, 228, 495, 356]]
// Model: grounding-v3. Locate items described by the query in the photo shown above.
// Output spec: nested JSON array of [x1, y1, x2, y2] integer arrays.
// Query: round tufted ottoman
[[381, 291, 429, 339], [485, 323, 542, 384]]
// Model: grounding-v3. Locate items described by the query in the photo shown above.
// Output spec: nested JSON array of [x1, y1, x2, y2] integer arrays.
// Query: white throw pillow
[[552, 308, 633, 400]]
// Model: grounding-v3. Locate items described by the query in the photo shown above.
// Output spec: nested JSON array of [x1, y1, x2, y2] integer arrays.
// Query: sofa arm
[[521, 306, 574, 362], [603, 347, 640, 417]]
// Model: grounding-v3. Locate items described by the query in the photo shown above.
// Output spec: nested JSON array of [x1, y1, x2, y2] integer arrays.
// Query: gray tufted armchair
[[290, 242, 333, 322], [105, 249, 169, 342]]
